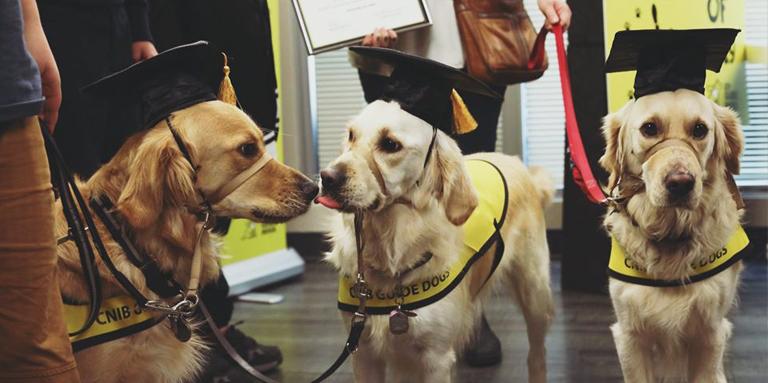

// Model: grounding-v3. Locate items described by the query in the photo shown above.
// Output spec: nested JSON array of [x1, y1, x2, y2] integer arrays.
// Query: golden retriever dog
[[320, 100, 555, 383], [599, 89, 745, 382], [55, 101, 317, 383]]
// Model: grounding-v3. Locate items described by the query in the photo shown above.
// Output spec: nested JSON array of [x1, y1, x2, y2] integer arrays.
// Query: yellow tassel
[[218, 52, 238, 106], [450, 90, 477, 134]]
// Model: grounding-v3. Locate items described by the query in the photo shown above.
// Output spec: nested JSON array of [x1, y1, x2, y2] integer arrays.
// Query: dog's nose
[[300, 180, 319, 199], [664, 171, 695, 197], [320, 168, 345, 191]]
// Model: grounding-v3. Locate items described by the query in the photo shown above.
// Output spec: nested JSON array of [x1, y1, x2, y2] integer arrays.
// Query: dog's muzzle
[[644, 138, 700, 200]]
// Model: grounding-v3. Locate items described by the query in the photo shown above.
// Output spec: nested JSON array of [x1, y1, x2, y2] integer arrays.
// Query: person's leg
[[0, 117, 81, 383], [455, 85, 506, 154], [455, 85, 506, 367], [201, 272, 235, 328]]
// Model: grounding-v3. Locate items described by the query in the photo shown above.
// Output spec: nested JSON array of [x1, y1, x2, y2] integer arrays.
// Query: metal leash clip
[[143, 293, 198, 317], [350, 274, 372, 300]]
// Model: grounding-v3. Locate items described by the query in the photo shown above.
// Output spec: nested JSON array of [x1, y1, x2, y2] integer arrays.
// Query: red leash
[[528, 25, 608, 205]]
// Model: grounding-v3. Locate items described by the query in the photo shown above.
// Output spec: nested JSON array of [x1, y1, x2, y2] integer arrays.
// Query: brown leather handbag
[[454, 0, 547, 85]]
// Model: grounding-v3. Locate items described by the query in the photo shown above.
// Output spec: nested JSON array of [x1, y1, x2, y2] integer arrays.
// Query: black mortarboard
[[605, 28, 739, 98], [83, 41, 235, 159], [349, 46, 501, 134]]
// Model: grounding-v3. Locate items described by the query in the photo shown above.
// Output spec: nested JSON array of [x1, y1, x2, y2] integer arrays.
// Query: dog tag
[[389, 309, 417, 335], [170, 316, 192, 342]]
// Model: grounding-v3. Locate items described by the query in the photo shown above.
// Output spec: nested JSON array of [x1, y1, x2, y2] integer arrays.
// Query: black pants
[[39, 2, 135, 178], [201, 272, 234, 327], [358, 71, 506, 154]]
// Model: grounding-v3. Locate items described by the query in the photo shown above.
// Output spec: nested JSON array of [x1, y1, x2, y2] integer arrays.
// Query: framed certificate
[[292, 0, 432, 55]]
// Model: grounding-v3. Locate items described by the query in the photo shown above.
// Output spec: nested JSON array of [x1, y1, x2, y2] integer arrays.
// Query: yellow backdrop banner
[[222, 0, 287, 265], [603, 0, 746, 116]]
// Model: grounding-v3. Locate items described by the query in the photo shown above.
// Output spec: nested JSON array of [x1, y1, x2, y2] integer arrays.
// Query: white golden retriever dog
[[600, 89, 746, 382], [320, 100, 555, 382]]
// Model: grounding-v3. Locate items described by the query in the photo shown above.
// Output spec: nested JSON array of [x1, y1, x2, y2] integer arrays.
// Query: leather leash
[[311, 212, 370, 383], [529, 25, 609, 205], [199, 299, 280, 383], [42, 123, 103, 336]]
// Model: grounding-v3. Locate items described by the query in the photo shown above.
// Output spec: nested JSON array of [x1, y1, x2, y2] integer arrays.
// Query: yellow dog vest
[[65, 295, 163, 352], [608, 225, 749, 287], [338, 159, 509, 315]]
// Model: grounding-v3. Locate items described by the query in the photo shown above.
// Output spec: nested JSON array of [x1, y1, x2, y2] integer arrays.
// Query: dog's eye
[[348, 130, 355, 142], [239, 143, 258, 157], [379, 137, 402, 153], [692, 122, 708, 139], [641, 122, 658, 137]]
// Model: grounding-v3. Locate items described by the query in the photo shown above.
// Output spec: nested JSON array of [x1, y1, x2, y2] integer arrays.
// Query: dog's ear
[[599, 104, 629, 190], [117, 132, 196, 229], [713, 103, 744, 175], [416, 132, 478, 226]]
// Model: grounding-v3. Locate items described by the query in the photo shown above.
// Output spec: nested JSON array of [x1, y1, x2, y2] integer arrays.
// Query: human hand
[[361, 27, 397, 48], [21, 0, 60, 132], [131, 41, 158, 62], [537, 0, 572, 30]]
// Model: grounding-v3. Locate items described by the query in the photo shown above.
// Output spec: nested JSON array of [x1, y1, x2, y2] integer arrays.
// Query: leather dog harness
[[51, 115, 274, 352]]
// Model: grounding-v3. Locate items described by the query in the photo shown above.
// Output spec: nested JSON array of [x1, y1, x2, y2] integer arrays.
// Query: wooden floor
[[232, 260, 768, 383]]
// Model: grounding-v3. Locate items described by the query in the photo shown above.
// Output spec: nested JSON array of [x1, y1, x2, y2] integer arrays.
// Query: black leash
[[311, 212, 370, 383], [90, 196, 183, 300], [42, 123, 102, 336]]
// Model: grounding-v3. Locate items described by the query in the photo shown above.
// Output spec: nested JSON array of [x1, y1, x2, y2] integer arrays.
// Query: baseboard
[[222, 248, 306, 296]]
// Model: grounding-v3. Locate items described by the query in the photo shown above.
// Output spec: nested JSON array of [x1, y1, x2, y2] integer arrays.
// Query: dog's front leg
[[611, 323, 656, 383], [687, 319, 731, 383], [416, 347, 456, 383], [352, 340, 386, 383]]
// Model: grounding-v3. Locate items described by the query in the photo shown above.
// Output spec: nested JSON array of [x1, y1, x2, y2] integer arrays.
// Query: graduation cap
[[605, 28, 739, 98], [349, 46, 501, 135], [83, 41, 238, 159]]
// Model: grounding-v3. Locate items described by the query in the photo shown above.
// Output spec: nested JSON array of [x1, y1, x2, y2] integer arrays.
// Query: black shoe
[[464, 314, 502, 367], [219, 322, 283, 372]]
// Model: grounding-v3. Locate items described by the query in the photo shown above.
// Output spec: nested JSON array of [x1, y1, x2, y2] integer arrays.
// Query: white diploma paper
[[293, 0, 431, 54]]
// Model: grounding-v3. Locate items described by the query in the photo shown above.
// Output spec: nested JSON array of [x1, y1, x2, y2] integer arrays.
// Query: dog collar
[[608, 225, 749, 287], [338, 160, 508, 315], [65, 295, 164, 352]]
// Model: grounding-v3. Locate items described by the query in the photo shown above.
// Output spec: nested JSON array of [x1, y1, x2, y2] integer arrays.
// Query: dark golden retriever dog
[[55, 101, 317, 383]]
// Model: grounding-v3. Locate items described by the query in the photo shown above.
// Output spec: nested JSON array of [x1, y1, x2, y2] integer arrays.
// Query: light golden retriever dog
[[55, 101, 317, 383], [321, 100, 555, 383], [600, 89, 745, 382]]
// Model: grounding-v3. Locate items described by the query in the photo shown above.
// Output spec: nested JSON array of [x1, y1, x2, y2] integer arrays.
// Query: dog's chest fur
[[609, 263, 742, 334], [328, 203, 479, 353]]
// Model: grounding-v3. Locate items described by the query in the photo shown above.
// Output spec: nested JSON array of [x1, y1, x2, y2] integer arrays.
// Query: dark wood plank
[[231, 260, 768, 382]]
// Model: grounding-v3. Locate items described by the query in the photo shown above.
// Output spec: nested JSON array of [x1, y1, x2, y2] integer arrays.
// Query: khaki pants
[[0, 117, 80, 382]]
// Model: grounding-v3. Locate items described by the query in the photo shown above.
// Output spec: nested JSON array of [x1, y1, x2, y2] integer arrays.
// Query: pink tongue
[[315, 195, 342, 210]]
